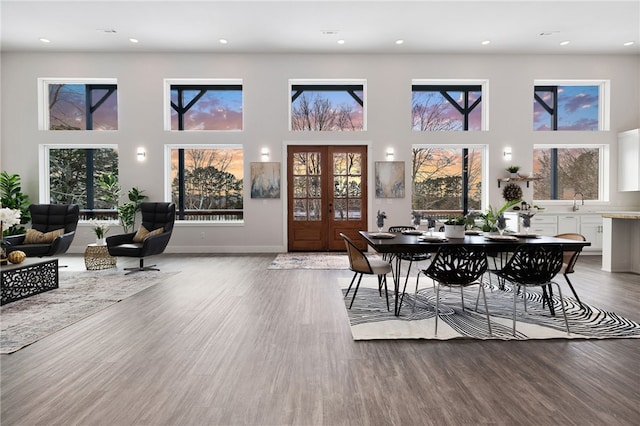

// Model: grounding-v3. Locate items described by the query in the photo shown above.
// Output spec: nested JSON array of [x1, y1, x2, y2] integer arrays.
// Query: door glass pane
[[293, 176, 307, 197], [334, 176, 347, 197], [333, 153, 347, 175], [309, 199, 322, 221], [334, 199, 347, 220], [309, 176, 321, 197], [308, 152, 321, 175], [348, 176, 361, 197], [348, 199, 361, 220], [294, 199, 307, 221], [293, 153, 308, 175], [348, 153, 362, 174]]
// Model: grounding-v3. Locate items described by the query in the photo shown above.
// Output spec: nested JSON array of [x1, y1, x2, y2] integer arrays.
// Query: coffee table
[[1, 258, 59, 305], [84, 244, 117, 270]]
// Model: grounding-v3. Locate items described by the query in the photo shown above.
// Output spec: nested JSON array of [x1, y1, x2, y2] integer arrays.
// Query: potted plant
[[443, 215, 466, 239], [506, 165, 520, 178], [0, 172, 31, 236], [91, 220, 110, 245], [481, 199, 521, 232], [118, 187, 147, 233]]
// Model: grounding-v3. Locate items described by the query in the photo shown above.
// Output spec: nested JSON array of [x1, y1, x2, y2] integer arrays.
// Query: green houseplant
[[118, 187, 147, 233], [506, 165, 520, 177], [482, 199, 521, 232], [0, 171, 31, 236], [443, 215, 467, 238]]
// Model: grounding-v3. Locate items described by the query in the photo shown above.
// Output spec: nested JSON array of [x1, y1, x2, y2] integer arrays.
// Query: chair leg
[[563, 273, 583, 308], [552, 282, 570, 335], [379, 274, 390, 311], [345, 272, 358, 298], [435, 283, 441, 337], [513, 289, 518, 337], [413, 271, 421, 313], [349, 274, 364, 309], [480, 285, 492, 336], [124, 258, 159, 275]]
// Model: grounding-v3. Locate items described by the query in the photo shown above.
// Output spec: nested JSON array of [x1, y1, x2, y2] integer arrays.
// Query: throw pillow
[[23, 228, 65, 244], [132, 225, 164, 243]]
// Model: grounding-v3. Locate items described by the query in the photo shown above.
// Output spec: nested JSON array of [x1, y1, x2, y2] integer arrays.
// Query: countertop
[[601, 212, 640, 220]]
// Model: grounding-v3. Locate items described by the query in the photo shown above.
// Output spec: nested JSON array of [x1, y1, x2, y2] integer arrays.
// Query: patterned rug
[[341, 276, 640, 340], [1, 270, 177, 354], [268, 252, 351, 270]]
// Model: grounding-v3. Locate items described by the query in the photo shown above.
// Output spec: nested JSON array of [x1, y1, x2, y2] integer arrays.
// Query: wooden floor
[[1, 254, 639, 426]]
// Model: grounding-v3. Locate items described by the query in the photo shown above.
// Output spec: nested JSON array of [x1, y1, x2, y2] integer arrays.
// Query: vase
[[96, 238, 106, 246], [510, 173, 518, 178], [444, 224, 465, 239]]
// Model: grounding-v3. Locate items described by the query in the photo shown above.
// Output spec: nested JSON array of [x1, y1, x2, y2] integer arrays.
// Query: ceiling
[[1, 0, 639, 55]]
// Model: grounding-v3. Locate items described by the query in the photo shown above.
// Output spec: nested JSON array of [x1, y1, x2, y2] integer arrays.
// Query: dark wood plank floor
[[1, 254, 639, 425]]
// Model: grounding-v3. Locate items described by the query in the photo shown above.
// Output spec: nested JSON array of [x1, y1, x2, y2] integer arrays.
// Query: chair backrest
[[29, 204, 80, 234], [140, 202, 176, 233], [388, 226, 416, 233], [340, 233, 373, 274], [424, 245, 488, 286], [554, 233, 586, 274], [501, 244, 564, 285]]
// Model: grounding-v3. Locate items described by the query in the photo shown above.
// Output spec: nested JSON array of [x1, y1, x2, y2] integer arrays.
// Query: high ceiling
[[1, 0, 639, 55]]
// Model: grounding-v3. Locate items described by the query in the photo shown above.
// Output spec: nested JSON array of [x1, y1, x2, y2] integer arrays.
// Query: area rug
[[341, 276, 640, 341], [1, 270, 177, 354], [268, 252, 352, 270]]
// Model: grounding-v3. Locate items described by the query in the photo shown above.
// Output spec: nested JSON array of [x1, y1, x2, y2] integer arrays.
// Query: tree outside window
[[46, 147, 119, 217], [412, 85, 482, 131], [411, 147, 483, 212], [169, 147, 243, 221], [290, 83, 365, 131], [48, 83, 118, 130], [533, 147, 601, 200]]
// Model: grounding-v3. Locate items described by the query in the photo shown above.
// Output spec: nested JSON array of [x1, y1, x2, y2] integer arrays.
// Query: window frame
[[410, 143, 489, 214], [411, 79, 489, 131], [533, 79, 610, 131], [163, 78, 244, 132], [164, 144, 245, 225], [288, 79, 367, 131], [38, 78, 119, 131], [38, 144, 120, 220], [532, 143, 609, 203]]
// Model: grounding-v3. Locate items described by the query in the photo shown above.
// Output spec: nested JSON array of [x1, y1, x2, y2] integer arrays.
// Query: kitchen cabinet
[[557, 215, 579, 234], [580, 215, 603, 251], [530, 215, 557, 236]]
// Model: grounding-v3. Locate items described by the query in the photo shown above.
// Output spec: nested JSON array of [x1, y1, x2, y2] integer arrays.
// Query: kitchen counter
[[601, 212, 640, 274]]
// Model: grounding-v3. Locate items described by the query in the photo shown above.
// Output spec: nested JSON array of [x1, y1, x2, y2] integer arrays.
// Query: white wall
[[1, 52, 639, 253]]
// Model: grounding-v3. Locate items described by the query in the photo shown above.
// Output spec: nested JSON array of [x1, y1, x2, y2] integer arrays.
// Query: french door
[[287, 145, 368, 251]]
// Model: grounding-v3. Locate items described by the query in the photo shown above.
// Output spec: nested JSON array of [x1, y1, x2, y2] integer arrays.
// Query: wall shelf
[[497, 177, 541, 188]]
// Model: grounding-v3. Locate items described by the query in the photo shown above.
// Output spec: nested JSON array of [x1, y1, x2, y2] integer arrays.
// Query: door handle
[[328, 202, 332, 213]]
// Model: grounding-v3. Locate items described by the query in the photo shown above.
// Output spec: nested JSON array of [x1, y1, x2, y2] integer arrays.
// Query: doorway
[[287, 145, 368, 251]]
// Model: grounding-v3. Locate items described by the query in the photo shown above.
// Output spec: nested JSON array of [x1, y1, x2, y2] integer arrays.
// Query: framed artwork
[[375, 161, 405, 198], [250, 162, 281, 199]]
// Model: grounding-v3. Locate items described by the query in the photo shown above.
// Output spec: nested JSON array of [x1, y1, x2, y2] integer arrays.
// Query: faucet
[[573, 192, 584, 211]]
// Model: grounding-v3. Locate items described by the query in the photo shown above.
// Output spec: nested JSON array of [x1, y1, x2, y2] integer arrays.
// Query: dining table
[[359, 230, 592, 316]]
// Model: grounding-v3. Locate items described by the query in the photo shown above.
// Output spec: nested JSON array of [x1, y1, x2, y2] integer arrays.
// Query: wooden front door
[[287, 145, 368, 251]]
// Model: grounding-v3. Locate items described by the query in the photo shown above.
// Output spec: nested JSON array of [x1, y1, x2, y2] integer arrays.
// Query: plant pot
[[444, 224, 465, 239], [96, 238, 106, 246], [510, 173, 518, 178]]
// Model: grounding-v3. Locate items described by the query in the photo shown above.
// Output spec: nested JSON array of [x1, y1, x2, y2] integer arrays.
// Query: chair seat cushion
[[369, 258, 392, 275], [8, 243, 51, 256], [23, 228, 64, 244]]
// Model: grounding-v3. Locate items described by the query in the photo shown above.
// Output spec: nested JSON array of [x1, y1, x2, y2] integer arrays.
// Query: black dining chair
[[387, 225, 432, 305], [495, 244, 570, 336], [417, 245, 491, 336], [554, 233, 587, 308]]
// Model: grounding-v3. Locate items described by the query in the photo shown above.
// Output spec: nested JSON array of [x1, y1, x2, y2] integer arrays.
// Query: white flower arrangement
[[90, 220, 111, 239], [0, 207, 21, 229]]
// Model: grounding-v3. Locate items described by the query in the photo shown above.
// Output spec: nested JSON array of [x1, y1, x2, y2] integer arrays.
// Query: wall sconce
[[503, 147, 512, 161], [261, 148, 270, 160], [386, 148, 394, 160], [136, 147, 146, 162]]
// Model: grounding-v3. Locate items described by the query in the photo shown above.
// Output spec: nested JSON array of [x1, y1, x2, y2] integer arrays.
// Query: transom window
[[166, 145, 244, 222], [411, 145, 486, 213], [533, 145, 606, 201], [412, 80, 487, 131], [38, 78, 118, 130], [533, 80, 609, 131], [289, 80, 366, 131], [39, 145, 119, 219], [165, 79, 243, 131]]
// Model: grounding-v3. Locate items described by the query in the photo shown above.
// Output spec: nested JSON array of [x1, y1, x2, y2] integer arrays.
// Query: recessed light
[[129, 38, 139, 44], [560, 40, 570, 46], [39, 38, 51, 43], [623, 41, 635, 46], [219, 38, 228, 44], [481, 40, 491, 45], [395, 39, 404, 45], [337, 39, 345, 45]]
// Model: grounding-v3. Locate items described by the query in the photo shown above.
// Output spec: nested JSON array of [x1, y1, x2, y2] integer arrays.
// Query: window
[[38, 79, 118, 130], [533, 81, 608, 131], [412, 80, 487, 131], [167, 145, 244, 222], [290, 80, 365, 131], [40, 145, 119, 218], [411, 145, 486, 213], [533, 145, 605, 201], [165, 79, 243, 131]]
